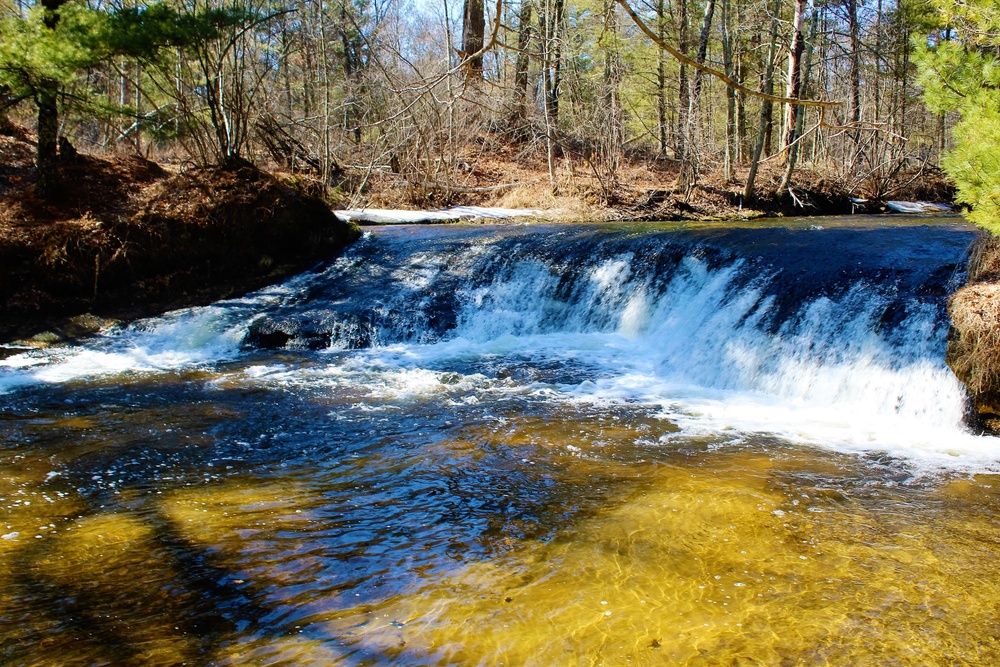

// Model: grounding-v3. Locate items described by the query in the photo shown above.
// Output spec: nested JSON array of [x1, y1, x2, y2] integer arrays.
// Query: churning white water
[[1, 218, 993, 472]]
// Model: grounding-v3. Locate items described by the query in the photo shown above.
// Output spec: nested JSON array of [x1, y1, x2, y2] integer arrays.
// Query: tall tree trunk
[[676, 0, 689, 160], [742, 0, 781, 202], [340, 2, 363, 143], [137, 63, 144, 153], [119, 59, 131, 149], [847, 0, 861, 146], [463, 0, 486, 78], [736, 40, 746, 163], [781, 0, 807, 155], [894, 6, 910, 145], [35, 85, 60, 200], [779, 5, 817, 195], [600, 0, 623, 198], [539, 0, 563, 126], [656, 0, 668, 155], [511, 0, 533, 130], [677, 0, 716, 198], [721, 0, 736, 181], [281, 27, 294, 119], [35, 0, 69, 199], [540, 0, 562, 192]]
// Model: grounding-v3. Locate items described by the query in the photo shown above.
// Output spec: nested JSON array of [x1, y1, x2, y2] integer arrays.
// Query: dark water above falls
[[2, 216, 1000, 665]]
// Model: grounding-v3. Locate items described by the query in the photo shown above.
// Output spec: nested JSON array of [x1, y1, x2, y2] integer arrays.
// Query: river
[[1, 216, 999, 665]]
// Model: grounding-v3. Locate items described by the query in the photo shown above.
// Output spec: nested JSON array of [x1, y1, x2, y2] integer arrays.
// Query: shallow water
[[2, 217, 1000, 665]]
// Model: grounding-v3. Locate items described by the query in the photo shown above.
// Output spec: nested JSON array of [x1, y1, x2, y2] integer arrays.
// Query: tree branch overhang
[[615, 0, 842, 110]]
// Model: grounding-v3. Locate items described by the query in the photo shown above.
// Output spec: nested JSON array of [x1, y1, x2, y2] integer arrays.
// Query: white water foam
[[308, 251, 992, 472], [0, 259, 339, 393], [3, 235, 995, 472]]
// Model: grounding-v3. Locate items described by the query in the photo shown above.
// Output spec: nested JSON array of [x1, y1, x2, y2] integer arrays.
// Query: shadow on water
[[3, 503, 275, 666], [0, 376, 333, 665], [0, 372, 645, 665]]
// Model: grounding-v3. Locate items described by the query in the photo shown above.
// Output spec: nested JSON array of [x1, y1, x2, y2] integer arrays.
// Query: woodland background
[[0, 0, 966, 210]]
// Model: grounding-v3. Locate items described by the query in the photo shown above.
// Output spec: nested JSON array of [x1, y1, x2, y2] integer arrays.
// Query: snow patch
[[885, 201, 954, 214], [335, 206, 542, 225]]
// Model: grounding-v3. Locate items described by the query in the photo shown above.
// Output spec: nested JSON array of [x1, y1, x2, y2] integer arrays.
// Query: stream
[[2, 216, 999, 666]]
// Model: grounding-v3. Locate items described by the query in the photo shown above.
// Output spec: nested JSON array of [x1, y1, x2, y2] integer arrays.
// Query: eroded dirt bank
[[0, 132, 361, 344]]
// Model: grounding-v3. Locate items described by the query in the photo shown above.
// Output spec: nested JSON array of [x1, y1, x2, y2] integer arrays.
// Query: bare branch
[[614, 0, 841, 109]]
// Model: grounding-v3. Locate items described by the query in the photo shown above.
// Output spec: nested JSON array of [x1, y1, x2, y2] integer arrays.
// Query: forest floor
[[0, 124, 956, 345], [338, 134, 955, 221]]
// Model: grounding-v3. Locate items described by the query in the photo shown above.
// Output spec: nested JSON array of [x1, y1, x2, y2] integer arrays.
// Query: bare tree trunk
[[677, 0, 715, 198], [742, 0, 780, 202], [463, 0, 486, 78], [120, 59, 131, 148], [656, 0, 668, 156], [847, 0, 861, 144], [779, 4, 816, 196], [676, 0, 689, 160], [736, 38, 746, 163], [510, 0, 533, 130], [721, 0, 735, 181], [781, 0, 807, 155], [540, 0, 563, 126], [600, 0, 623, 198], [318, 6, 333, 182], [540, 0, 561, 192], [895, 8, 909, 142], [281, 26, 293, 119]]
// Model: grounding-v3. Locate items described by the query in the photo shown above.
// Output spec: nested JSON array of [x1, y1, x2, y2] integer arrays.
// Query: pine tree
[[915, 0, 1000, 232], [0, 1, 249, 199]]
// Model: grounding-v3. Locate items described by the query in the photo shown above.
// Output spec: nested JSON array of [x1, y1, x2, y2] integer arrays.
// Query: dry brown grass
[[949, 283, 1000, 400], [489, 183, 610, 221], [966, 234, 1000, 283], [947, 234, 1000, 427]]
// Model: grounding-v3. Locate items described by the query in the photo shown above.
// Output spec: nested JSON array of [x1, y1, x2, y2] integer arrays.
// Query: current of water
[[1, 217, 999, 666]]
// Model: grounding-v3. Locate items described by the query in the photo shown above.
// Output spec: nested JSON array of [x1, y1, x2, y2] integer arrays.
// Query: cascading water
[[5, 217, 1000, 667], [0, 219, 986, 467], [233, 220, 978, 466]]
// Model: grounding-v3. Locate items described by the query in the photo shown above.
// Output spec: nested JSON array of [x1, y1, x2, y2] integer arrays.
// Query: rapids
[[2, 216, 999, 666]]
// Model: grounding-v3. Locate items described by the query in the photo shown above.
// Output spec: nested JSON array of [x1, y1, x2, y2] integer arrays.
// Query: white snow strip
[[885, 201, 953, 214], [335, 206, 542, 224]]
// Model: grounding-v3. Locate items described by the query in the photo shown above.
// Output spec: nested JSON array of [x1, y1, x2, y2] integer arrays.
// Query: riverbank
[[0, 130, 361, 345], [946, 235, 1000, 432], [339, 139, 954, 223]]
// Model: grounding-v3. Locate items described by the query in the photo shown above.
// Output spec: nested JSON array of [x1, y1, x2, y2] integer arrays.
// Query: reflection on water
[[2, 219, 999, 665], [3, 382, 1000, 666]]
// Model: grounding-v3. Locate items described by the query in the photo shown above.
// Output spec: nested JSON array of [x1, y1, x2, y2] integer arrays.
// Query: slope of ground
[[0, 131, 361, 344], [338, 134, 954, 221]]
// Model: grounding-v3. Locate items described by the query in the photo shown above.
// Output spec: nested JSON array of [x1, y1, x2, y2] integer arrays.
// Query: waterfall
[[2, 219, 992, 469]]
